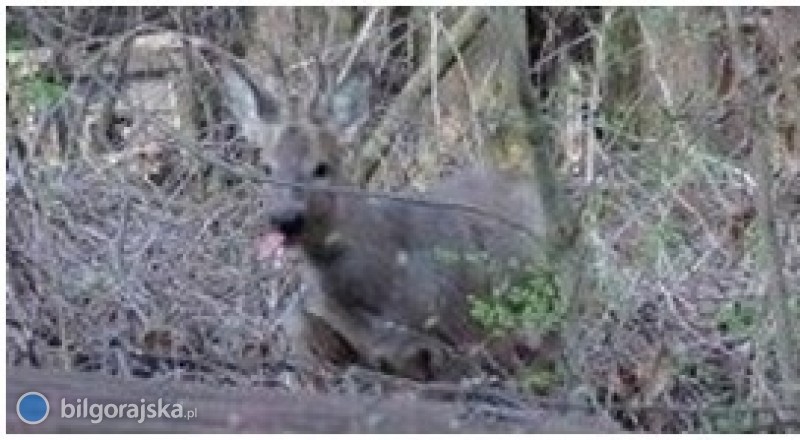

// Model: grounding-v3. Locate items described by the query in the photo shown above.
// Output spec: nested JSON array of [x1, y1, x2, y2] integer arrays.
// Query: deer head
[[221, 58, 372, 249]]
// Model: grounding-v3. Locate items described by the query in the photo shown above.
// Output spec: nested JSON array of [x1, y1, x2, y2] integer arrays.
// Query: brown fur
[[223, 62, 549, 380]]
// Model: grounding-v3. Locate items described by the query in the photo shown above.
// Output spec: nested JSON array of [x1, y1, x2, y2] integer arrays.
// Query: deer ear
[[329, 64, 372, 144], [221, 64, 282, 139]]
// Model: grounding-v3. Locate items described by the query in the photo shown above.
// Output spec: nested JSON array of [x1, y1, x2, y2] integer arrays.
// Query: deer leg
[[299, 288, 460, 380]]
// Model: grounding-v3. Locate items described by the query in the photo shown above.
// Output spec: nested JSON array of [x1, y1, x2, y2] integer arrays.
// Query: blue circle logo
[[16, 392, 50, 425]]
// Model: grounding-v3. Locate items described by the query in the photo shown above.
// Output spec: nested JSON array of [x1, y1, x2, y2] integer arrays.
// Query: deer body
[[223, 61, 549, 380]]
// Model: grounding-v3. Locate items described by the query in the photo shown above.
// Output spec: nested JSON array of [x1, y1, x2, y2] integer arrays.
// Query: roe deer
[[222, 61, 553, 380]]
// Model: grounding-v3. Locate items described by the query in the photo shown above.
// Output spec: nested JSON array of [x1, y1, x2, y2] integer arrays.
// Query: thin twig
[[337, 7, 382, 86]]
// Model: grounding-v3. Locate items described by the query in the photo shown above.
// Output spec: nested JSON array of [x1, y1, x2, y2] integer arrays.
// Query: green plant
[[7, 24, 66, 111], [520, 358, 566, 395], [17, 74, 66, 109], [715, 300, 758, 336], [469, 265, 566, 336], [6, 20, 28, 52], [467, 264, 569, 394]]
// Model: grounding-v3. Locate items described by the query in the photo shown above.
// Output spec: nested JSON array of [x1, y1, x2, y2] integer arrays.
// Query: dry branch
[[6, 369, 619, 433], [359, 7, 488, 183]]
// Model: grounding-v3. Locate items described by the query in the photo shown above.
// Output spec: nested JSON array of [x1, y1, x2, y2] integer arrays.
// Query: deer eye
[[312, 162, 330, 179]]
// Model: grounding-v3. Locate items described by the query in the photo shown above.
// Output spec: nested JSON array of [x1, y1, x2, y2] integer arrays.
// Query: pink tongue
[[257, 231, 286, 261]]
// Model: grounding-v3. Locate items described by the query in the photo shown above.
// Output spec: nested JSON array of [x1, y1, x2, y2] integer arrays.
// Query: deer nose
[[269, 211, 306, 237]]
